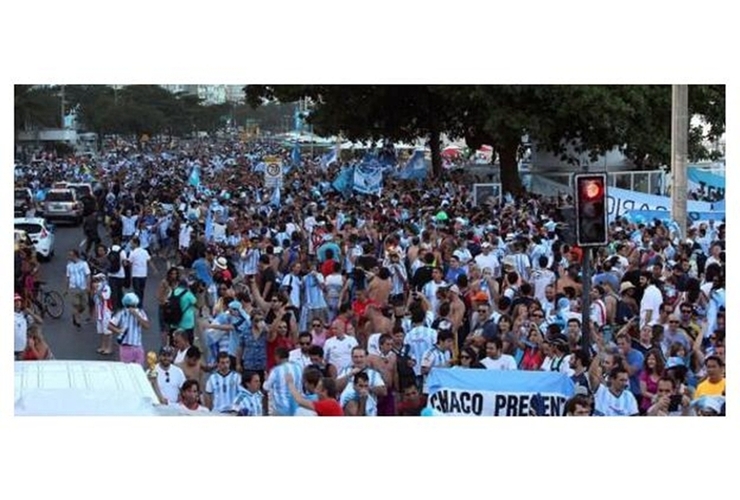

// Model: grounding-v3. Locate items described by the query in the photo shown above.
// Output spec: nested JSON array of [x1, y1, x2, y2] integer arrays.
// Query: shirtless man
[[176, 345, 207, 398], [367, 333, 397, 416], [367, 268, 392, 305]]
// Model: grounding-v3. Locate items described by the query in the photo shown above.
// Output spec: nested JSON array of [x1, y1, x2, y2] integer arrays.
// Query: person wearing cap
[[153, 345, 187, 405], [615, 281, 639, 324], [108, 292, 150, 366], [474, 241, 501, 281], [92, 273, 114, 355], [213, 256, 233, 287]]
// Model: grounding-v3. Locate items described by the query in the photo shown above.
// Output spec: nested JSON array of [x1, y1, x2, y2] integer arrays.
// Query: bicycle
[[30, 281, 65, 319]]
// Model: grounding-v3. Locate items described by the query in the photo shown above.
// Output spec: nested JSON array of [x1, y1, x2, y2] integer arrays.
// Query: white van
[[14, 360, 184, 416]]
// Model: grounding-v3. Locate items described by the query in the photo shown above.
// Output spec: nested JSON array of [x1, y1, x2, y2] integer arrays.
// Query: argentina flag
[[188, 164, 201, 188], [353, 159, 383, 195], [270, 183, 281, 208], [320, 146, 339, 171], [332, 166, 354, 196], [398, 150, 427, 181], [291, 142, 302, 167]]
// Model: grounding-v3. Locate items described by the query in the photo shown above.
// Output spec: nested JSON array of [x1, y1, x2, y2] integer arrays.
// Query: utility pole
[[60, 84, 66, 128], [671, 84, 689, 237]]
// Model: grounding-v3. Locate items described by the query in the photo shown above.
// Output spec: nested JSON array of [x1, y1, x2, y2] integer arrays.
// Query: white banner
[[264, 160, 283, 188], [607, 187, 713, 222]]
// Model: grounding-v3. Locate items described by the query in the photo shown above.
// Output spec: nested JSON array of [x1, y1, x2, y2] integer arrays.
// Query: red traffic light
[[578, 177, 605, 201]]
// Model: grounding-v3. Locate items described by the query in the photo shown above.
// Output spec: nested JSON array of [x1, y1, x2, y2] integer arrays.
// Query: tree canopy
[[245, 85, 725, 194]]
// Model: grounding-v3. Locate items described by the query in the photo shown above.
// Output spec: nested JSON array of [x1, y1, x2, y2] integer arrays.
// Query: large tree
[[244, 85, 457, 177], [245, 85, 725, 194]]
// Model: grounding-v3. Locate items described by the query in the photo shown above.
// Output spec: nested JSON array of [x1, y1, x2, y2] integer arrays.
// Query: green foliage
[[245, 85, 724, 193]]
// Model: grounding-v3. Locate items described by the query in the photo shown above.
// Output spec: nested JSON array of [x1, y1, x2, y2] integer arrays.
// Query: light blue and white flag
[[204, 207, 214, 242], [353, 159, 383, 195], [188, 164, 201, 188], [320, 146, 339, 171], [291, 142, 302, 167], [270, 183, 281, 208], [425, 368, 575, 416], [332, 166, 354, 197], [253, 162, 266, 173], [397, 150, 426, 180]]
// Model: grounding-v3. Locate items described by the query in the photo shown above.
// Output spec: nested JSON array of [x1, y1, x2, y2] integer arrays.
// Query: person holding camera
[[646, 376, 692, 416]]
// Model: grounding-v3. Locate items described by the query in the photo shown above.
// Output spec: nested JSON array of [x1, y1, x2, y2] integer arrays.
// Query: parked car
[[42, 188, 83, 225], [14, 217, 55, 260], [53, 182, 96, 215], [14, 187, 35, 217]]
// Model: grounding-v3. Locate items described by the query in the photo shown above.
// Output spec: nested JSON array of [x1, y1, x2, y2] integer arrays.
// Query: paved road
[[38, 221, 167, 361]]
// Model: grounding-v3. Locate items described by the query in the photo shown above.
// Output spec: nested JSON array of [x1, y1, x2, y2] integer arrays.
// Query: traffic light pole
[[580, 247, 592, 352]]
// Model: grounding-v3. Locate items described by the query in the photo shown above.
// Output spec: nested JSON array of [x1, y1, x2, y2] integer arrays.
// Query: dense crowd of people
[[13, 135, 726, 416]]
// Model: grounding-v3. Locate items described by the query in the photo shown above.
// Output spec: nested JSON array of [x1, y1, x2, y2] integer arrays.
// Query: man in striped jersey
[[205, 352, 242, 413], [262, 347, 304, 416], [108, 292, 150, 366], [341, 372, 377, 416], [65, 249, 91, 329], [510, 241, 532, 283], [403, 308, 438, 389], [239, 237, 261, 279], [230, 370, 264, 416], [420, 329, 454, 394]]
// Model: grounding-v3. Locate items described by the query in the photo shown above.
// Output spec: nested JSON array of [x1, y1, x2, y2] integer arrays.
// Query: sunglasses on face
[[460, 355, 471, 360]]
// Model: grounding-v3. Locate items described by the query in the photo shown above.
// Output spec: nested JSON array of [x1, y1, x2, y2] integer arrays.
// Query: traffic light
[[574, 173, 607, 246]]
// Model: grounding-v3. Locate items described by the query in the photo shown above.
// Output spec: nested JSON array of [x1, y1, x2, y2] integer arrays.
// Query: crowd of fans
[[13, 136, 726, 416]]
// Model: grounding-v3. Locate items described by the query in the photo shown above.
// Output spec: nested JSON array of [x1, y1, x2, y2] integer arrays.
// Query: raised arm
[[285, 372, 315, 411]]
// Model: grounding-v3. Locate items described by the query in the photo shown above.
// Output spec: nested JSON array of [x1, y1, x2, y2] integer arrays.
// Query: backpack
[[395, 344, 417, 390], [163, 288, 188, 325], [108, 248, 122, 274]]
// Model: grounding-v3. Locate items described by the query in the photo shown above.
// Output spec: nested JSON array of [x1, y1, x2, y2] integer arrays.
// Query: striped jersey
[[404, 325, 438, 376], [231, 387, 264, 416], [109, 308, 147, 346], [336, 366, 386, 390], [263, 361, 304, 416], [303, 272, 327, 309], [206, 370, 242, 413], [240, 248, 261, 276], [66, 260, 91, 290], [339, 385, 378, 416]]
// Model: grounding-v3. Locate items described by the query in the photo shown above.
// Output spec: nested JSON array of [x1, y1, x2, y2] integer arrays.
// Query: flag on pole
[[320, 146, 339, 171], [188, 164, 201, 188], [291, 142, 302, 167], [397, 150, 427, 181], [332, 166, 354, 197], [204, 207, 214, 242], [270, 182, 281, 208]]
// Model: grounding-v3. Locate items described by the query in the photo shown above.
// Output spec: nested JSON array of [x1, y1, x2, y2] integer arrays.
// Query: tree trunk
[[430, 127, 442, 179], [498, 141, 523, 195]]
